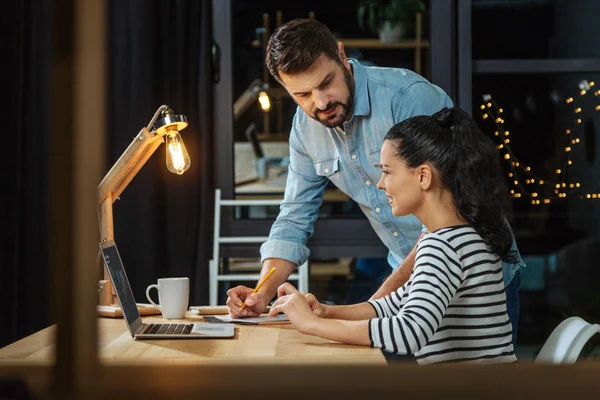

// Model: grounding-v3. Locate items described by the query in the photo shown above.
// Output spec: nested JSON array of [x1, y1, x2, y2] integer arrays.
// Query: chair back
[[536, 316, 600, 364]]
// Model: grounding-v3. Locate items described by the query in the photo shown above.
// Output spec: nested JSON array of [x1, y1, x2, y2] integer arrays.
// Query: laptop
[[99, 240, 235, 339]]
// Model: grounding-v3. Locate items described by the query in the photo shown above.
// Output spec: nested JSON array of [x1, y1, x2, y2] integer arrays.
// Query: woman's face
[[376, 140, 423, 216]]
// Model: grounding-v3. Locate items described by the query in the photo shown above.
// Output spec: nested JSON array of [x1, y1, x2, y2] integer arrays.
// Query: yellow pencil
[[239, 267, 276, 312]]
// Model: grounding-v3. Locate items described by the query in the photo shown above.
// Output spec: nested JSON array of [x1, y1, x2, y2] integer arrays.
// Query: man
[[227, 19, 524, 341]]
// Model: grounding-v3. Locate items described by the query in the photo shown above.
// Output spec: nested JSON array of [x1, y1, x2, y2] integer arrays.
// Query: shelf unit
[[339, 13, 427, 76]]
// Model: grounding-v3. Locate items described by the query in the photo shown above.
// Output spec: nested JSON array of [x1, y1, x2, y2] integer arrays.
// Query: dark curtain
[[1, 0, 52, 348], [108, 0, 214, 306]]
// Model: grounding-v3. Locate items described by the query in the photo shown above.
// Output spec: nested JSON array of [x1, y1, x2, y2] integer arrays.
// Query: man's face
[[279, 52, 355, 128]]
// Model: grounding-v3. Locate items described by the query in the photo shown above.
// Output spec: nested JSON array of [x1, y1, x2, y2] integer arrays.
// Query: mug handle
[[145, 284, 161, 311]]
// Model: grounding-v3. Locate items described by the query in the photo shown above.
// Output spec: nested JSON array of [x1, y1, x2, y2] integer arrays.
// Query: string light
[[479, 79, 600, 205]]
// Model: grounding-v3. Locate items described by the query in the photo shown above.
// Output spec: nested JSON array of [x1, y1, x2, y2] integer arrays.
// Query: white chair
[[209, 188, 309, 305], [535, 316, 600, 364]]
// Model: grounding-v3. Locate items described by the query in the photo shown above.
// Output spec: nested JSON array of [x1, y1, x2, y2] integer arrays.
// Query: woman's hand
[[268, 283, 320, 334], [277, 282, 327, 318]]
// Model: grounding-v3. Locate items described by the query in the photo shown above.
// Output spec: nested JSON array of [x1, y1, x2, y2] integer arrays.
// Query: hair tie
[[433, 107, 454, 130]]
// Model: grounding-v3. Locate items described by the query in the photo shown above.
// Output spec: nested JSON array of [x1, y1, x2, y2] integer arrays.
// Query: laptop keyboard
[[144, 323, 193, 335]]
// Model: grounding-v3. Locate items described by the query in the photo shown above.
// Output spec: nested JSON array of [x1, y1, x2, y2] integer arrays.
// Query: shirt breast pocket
[[367, 147, 382, 180], [314, 157, 353, 197]]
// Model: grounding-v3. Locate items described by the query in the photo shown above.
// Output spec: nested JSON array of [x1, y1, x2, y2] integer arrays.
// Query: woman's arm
[[269, 291, 372, 346], [321, 302, 377, 321], [307, 318, 371, 346]]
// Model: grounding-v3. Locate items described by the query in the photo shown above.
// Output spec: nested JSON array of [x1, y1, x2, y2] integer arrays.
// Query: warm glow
[[258, 91, 271, 111], [166, 131, 191, 175]]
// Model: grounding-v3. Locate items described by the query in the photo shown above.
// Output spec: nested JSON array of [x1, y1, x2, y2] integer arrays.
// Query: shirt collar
[[349, 58, 370, 117]]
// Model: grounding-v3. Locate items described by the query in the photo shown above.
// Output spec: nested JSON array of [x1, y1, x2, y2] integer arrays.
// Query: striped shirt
[[368, 225, 516, 365]]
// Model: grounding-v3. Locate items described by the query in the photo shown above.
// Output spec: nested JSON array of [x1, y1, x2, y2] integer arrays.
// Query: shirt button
[[324, 168, 329, 173], [365, 180, 371, 186], [393, 231, 399, 237], [351, 154, 357, 160], [375, 207, 381, 213]]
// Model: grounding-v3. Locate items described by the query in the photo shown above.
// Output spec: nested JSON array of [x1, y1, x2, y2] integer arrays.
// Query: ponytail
[[384, 107, 516, 262]]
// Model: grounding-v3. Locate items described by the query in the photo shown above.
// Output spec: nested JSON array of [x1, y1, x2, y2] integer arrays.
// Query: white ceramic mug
[[145, 277, 189, 319]]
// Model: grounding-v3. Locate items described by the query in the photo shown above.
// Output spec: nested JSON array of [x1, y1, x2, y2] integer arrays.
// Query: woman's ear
[[419, 165, 433, 191]]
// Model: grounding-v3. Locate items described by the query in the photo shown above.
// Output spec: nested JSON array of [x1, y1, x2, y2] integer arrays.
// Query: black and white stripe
[[368, 225, 516, 365]]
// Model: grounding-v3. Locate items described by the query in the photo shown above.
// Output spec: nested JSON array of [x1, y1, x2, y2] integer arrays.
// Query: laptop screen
[[99, 240, 142, 337]]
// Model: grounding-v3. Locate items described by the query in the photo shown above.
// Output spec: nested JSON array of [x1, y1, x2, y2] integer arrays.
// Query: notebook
[[99, 240, 235, 339]]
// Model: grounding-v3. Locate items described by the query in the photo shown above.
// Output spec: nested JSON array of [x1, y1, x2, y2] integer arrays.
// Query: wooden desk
[[0, 312, 385, 366]]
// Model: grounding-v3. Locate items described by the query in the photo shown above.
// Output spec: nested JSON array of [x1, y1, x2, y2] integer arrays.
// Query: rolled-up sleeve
[[260, 111, 328, 266]]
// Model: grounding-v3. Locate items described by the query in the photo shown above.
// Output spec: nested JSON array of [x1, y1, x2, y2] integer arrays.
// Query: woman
[[268, 107, 517, 365]]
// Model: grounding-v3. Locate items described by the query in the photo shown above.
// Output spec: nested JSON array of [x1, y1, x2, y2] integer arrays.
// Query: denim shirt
[[260, 59, 524, 286]]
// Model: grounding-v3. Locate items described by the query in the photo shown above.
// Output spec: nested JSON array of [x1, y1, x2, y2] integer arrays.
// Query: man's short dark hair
[[266, 19, 341, 82]]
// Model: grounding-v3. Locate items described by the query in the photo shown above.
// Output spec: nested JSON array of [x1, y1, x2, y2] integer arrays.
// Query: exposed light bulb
[[258, 91, 271, 111], [165, 131, 191, 175]]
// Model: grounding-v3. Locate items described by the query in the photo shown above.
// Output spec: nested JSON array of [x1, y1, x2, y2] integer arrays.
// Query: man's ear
[[419, 165, 433, 191], [337, 42, 351, 70]]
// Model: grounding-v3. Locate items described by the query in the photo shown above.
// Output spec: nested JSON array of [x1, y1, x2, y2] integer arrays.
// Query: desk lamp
[[97, 105, 191, 306], [234, 79, 271, 120]]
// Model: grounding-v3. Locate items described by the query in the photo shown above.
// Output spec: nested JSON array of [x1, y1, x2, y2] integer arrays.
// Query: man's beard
[[312, 66, 355, 128]]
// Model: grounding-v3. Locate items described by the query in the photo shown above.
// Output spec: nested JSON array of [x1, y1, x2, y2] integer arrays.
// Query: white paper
[[213, 314, 289, 324]]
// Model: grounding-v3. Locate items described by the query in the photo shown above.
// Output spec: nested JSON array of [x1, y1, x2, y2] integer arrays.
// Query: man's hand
[[269, 283, 319, 334], [226, 285, 270, 318]]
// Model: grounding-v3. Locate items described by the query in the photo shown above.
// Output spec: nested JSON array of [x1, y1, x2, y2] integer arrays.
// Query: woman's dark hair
[[384, 107, 516, 262], [266, 19, 341, 82]]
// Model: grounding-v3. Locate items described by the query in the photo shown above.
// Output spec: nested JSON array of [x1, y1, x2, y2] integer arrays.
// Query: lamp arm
[[98, 127, 157, 204]]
